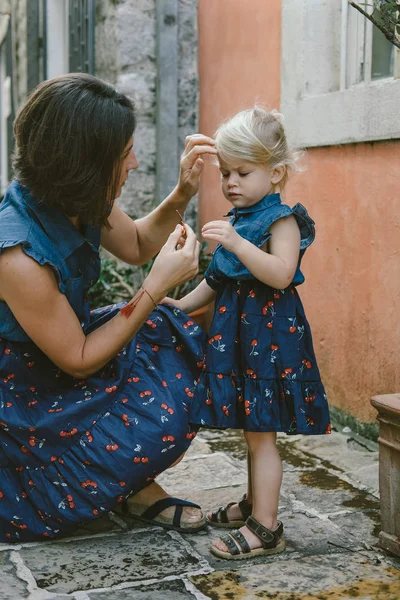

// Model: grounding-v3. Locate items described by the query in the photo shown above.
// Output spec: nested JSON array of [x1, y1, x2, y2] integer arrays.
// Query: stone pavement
[[1, 423, 399, 600]]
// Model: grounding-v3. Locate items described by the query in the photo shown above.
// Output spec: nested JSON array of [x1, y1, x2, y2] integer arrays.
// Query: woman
[[0, 73, 216, 542]]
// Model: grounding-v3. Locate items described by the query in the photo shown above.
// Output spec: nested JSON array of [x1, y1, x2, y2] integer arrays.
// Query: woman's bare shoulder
[[0, 245, 57, 302]]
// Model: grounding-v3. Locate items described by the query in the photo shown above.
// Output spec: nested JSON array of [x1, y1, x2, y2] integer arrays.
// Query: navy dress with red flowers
[[189, 193, 330, 435], [0, 182, 206, 542]]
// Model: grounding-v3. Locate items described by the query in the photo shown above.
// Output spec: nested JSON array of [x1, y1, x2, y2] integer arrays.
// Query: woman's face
[[116, 136, 138, 198]]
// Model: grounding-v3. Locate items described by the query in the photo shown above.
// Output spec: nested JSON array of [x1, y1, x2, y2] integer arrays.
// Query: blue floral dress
[[0, 182, 206, 542], [189, 193, 330, 435]]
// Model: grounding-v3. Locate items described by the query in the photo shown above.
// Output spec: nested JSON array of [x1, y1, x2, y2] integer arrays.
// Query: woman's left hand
[[201, 220, 242, 253], [177, 134, 217, 199]]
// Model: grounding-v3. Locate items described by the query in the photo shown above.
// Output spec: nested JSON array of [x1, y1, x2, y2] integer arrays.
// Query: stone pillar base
[[379, 531, 400, 557], [371, 393, 400, 558]]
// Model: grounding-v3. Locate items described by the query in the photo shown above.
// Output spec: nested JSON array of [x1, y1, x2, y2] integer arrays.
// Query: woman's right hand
[[145, 223, 200, 300]]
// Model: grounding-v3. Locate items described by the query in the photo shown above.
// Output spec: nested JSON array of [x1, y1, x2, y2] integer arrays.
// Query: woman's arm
[[101, 134, 216, 265], [162, 279, 216, 314], [201, 216, 300, 290], [0, 225, 199, 379]]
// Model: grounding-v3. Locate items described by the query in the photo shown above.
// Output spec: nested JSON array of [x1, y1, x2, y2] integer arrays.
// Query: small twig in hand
[[176, 209, 185, 225]]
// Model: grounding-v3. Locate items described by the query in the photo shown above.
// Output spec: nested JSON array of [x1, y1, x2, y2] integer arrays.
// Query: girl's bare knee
[[244, 430, 277, 452]]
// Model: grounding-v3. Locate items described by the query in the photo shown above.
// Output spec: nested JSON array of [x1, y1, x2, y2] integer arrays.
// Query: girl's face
[[116, 136, 139, 198], [218, 158, 276, 208]]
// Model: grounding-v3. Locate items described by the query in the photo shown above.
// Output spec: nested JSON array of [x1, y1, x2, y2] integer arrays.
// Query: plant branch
[[108, 268, 135, 296], [348, 1, 400, 48]]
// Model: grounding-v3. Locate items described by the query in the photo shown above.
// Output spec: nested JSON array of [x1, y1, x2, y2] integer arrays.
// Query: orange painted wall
[[287, 144, 400, 422], [198, 0, 281, 227], [198, 0, 400, 422]]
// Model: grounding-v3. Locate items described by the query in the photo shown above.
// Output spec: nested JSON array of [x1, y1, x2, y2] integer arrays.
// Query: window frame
[[281, 0, 400, 147]]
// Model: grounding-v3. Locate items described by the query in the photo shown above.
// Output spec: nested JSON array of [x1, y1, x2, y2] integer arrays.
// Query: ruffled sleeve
[[0, 238, 67, 294], [291, 203, 315, 250]]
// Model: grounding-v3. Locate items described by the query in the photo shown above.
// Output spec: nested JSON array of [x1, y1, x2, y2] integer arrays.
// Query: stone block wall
[[96, 0, 199, 226]]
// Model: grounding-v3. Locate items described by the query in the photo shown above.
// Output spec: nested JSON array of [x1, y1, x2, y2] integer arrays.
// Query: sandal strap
[[220, 533, 241, 556], [230, 529, 251, 554], [141, 497, 201, 521], [238, 494, 252, 520], [209, 502, 236, 524], [245, 516, 283, 549]]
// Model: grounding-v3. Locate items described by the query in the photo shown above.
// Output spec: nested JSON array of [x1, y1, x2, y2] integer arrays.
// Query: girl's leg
[[247, 450, 253, 503], [212, 431, 282, 551], [206, 447, 253, 522]]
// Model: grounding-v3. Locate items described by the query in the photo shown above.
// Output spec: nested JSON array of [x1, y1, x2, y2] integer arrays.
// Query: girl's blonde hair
[[215, 105, 300, 189]]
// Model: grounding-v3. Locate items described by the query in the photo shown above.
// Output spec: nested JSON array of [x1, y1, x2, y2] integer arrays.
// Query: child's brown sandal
[[206, 494, 252, 528], [210, 515, 286, 560]]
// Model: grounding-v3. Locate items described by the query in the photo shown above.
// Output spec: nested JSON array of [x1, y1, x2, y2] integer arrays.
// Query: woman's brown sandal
[[210, 515, 286, 560], [206, 494, 253, 528]]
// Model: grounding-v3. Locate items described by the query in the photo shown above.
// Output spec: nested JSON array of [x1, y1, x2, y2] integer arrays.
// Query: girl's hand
[[159, 297, 182, 309], [145, 223, 200, 298], [201, 220, 242, 253], [177, 134, 217, 200]]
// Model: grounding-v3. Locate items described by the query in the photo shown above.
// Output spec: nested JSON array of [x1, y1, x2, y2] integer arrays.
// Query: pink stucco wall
[[198, 0, 400, 422]]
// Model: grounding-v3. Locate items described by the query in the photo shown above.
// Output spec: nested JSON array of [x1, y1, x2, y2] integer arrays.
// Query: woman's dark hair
[[13, 73, 136, 226]]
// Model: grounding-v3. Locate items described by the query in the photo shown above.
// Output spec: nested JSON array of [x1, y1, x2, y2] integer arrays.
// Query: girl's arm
[[202, 216, 300, 290], [101, 134, 216, 265], [0, 225, 199, 379], [162, 278, 216, 314]]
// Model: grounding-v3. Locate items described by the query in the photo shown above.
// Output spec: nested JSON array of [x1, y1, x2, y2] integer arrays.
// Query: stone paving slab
[[0, 551, 29, 599], [328, 508, 381, 549], [157, 452, 247, 496], [189, 552, 400, 600], [18, 529, 210, 596], [293, 430, 379, 494], [0, 425, 398, 600], [87, 579, 194, 599], [186, 510, 360, 570], [281, 467, 380, 517]]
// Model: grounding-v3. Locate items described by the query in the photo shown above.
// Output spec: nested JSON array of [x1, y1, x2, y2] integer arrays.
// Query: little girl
[[164, 106, 330, 559]]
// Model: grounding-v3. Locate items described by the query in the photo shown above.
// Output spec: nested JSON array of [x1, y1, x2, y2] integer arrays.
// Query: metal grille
[[69, 0, 95, 74]]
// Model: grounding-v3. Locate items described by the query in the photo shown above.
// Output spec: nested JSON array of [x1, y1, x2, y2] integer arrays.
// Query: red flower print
[[219, 306, 227, 314]]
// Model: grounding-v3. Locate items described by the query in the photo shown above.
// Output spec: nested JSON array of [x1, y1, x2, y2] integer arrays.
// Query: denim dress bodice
[[205, 193, 315, 290], [0, 181, 101, 341]]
